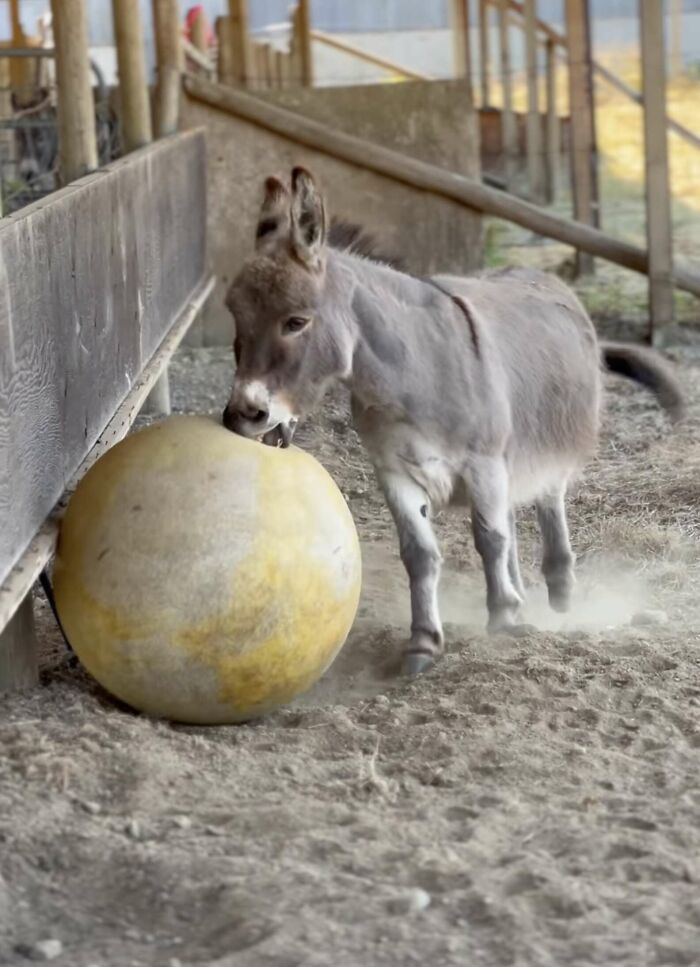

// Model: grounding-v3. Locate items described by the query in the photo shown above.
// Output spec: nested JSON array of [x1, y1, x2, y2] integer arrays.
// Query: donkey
[[222, 167, 684, 675]]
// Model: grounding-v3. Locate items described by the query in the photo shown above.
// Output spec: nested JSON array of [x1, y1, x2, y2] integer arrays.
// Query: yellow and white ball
[[54, 416, 361, 724]]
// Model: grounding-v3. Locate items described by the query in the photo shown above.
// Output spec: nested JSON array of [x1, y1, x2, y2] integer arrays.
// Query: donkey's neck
[[329, 250, 461, 412]]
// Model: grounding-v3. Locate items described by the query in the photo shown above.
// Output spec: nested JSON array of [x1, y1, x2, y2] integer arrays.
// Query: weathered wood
[[496, 0, 516, 186], [0, 275, 214, 638], [227, 0, 251, 87], [184, 74, 700, 300], [152, 0, 182, 136], [50, 0, 98, 184], [0, 57, 16, 202], [112, 0, 153, 152], [253, 43, 274, 91], [291, 0, 313, 87], [450, 0, 473, 91], [0, 596, 38, 692], [523, 0, 544, 202], [274, 49, 291, 89], [479, 0, 491, 106], [310, 29, 431, 81], [545, 37, 559, 203], [217, 16, 235, 86], [0, 132, 208, 591], [565, 0, 599, 274], [639, 0, 674, 340], [670, 0, 683, 79]]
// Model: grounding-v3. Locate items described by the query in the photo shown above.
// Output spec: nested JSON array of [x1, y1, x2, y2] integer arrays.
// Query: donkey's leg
[[379, 472, 443, 676], [467, 457, 523, 632], [536, 486, 575, 613], [508, 509, 526, 600]]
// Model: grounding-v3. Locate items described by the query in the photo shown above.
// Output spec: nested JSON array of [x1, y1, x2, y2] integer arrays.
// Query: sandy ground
[[3, 302, 700, 965]]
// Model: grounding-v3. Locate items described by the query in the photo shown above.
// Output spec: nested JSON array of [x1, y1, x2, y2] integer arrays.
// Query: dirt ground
[[3, 277, 700, 965]]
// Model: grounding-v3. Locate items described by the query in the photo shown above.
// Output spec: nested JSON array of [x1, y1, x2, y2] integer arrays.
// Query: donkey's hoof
[[491, 622, 538, 639], [401, 651, 435, 676]]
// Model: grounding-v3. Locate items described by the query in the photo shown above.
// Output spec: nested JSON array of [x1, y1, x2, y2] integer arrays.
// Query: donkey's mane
[[327, 217, 404, 271]]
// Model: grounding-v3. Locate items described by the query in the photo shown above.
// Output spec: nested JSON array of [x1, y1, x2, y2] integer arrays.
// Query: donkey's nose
[[238, 401, 269, 424]]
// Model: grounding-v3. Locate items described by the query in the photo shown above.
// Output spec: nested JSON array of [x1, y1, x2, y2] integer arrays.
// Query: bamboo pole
[[49, 0, 98, 185], [112, 0, 153, 152], [640, 0, 674, 340], [184, 74, 700, 300]]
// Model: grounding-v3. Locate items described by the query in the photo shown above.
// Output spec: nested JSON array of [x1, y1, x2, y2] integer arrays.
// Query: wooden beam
[[565, 0, 598, 274], [479, 0, 491, 106], [112, 0, 153, 152], [310, 30, 431, 81], [295, 0, 313, 87], [545, 37, 559, 203], [49, 0, 98, 185], [639, 0, 674, 341], [227, 0, 251, 87], [152, 0, 182, 137], [184, 74, 700, 299], [524, 0, 544, 202], [497, 0, 516, 187]]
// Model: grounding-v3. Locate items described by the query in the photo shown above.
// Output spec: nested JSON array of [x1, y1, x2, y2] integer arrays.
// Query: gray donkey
[[223, 167, 684, 675]]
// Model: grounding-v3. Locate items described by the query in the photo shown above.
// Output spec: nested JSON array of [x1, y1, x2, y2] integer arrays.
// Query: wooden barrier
[[0, 131, 212, 689], [184, 74, 700, 302]]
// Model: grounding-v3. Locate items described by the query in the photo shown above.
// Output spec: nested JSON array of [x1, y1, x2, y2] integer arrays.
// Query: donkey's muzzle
[[222, 403, 269, 434]]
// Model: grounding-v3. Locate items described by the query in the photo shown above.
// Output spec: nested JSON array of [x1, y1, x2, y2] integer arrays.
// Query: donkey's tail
[[601, 342, 685, 423]]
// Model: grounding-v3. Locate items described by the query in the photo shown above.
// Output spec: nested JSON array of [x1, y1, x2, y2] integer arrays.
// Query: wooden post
[[451, 0, 474, 107], [479, 0, 490, 106], [191, 8, 208, 53], [274, 50, 290, 89], [290, 0, 313, 87], [49, 0, 98, 185], [112, 0, 153, 152], [152, 0, 182, 137], [217, 16, 235, 85], [524, 0, 544, 201], [670, 0, 683, 79], [545, 37, 559, 203], [148, 0, 181, 417], [228, 0, 252, 87], [639, 0, 674, 341], [0, 56, 16, 210], [497, 0, 516, 187], [0, 598, 38, 692], [565, 0, 599, 274]]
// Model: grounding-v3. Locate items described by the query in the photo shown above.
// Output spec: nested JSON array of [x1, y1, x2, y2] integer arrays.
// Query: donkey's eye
[[283, 316, 310, 336]]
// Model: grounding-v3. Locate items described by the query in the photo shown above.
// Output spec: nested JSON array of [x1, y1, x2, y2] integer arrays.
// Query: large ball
[[54, 416, 361, 724]]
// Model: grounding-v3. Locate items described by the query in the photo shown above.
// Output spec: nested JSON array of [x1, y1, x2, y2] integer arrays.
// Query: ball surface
[[54, 416, 362, 724]]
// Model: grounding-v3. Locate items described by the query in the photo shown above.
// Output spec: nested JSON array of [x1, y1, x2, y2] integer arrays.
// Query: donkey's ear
[[255, 176, 290, 251], [289, 167, 326, 269]]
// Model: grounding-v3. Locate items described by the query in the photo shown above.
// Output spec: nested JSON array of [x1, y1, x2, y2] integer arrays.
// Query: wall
[[181, 79, 482, 345]]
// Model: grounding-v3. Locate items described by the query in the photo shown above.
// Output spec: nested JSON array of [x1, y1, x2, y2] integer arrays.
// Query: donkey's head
[[222, 167, 353, 447]]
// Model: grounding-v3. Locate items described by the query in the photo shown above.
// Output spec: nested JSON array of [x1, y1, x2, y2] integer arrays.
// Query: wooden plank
[[112, 0, 153, 152], [497, 0, 517, 187], [479, 0, 491, 106], [49, 0, 98, 184], [639, 0, 674, 341], [545, 37, 559, 203], [184, 74, 700, 299], [0, 274, 214, 637], [152, 0, 183, 136], [0, 131, 208, 591], [524, 0, 544, 202], [565, 0, 599, 274], [0, 597, 37, 692]]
